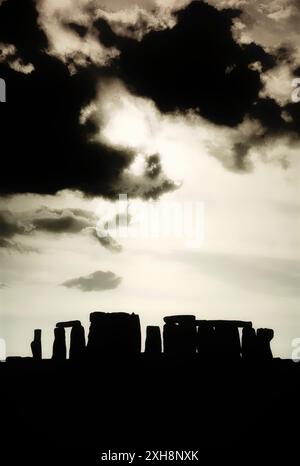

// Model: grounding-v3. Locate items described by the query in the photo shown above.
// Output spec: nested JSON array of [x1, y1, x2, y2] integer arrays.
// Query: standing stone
[[52, 327, 66, 361], [241, 327, 258, 361], [256, 328, 274, 360], [145, 326, 162, 355], [31, 329, 42, 360], [196, 322, 216, 359], [214, 323, 241, 361], [163, 315, 196, 356], [70, 323, 86, 360], [87, 312, 141, 358]]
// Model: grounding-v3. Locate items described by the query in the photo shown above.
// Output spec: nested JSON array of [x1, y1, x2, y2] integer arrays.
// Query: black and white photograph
[[0, 0, 299, 464]]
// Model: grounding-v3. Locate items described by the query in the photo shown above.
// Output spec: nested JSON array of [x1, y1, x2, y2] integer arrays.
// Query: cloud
[[35, 0, 297, 134], [8, 57, 35, 74], [80, 79, 179, 194], [0, 210, 28, 238], [0, 2, 153, 199], [259, 63, 295, 106], [94, 5, 176, 42], [34, 0, 189, 73], [0, 207, 124, 253], [0, 282, 8, 289], [114, 153, 179, 199], [36, 0, 119, 74], [0, 0, 178, 199], [0, 0, 47, 69], [35, 0, 186, 72], [61, 270, 122, 291], [0, 210, 25, 238], [30, 207, 94, 233], [0, 237, 16, 248], [0, 207, 94, 237], [89, 227, 122, 253], [0, 237, 38, 253], [0, 53, 134, 197], [0, 42, 15, 60], [205, 0, 300, 106], [0, 42, 34, 74], [109, 1, 274, 127], [1, 0, 299, 197], [94, 0, 300, 171], [204, 0, 300, 52], [97, 0, 300, 145], [81, 77, 295, 174]]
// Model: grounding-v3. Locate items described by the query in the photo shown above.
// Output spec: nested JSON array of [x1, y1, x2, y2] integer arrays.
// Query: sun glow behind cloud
[[81, 78, 300, 201]]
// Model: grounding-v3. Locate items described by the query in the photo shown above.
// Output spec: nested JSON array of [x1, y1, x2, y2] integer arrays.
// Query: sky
[[0, 0, 299, 359]]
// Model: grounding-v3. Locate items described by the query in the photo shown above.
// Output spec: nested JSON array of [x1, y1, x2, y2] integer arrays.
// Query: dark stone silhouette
[[196, 322, 216, 359], [87, 312, 141, 358], [241, 326, 258, 360], [55, 320, 86, 360], [52, 327, 66, 361], [164, 315, 196, 324], [196, 320, 252, 328], [3, 310, 299, 466], [163, 315, 197, 356], [56, 320, 81, 328], [196, 320, 252, 360], [213, 322, 241, 361], [30, 329, 42, 360], [70, 323, 86, 360], [163, 318, 251, 359], [145, 326, 162, 354], [241, 327, 274, 361], [256, 328, 274, 360], [47, 314, 273, 364]]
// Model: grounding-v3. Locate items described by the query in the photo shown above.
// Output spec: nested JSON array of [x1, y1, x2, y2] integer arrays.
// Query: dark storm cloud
[[61, 270, 122, 292], [1, 0, 299, 189], [104, 1, 275, 127], [97, 0, 300, 154], [0, 0, 175, 198]]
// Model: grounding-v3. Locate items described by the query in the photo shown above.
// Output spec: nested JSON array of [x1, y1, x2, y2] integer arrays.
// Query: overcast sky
[[0, 0, 299, 358]]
